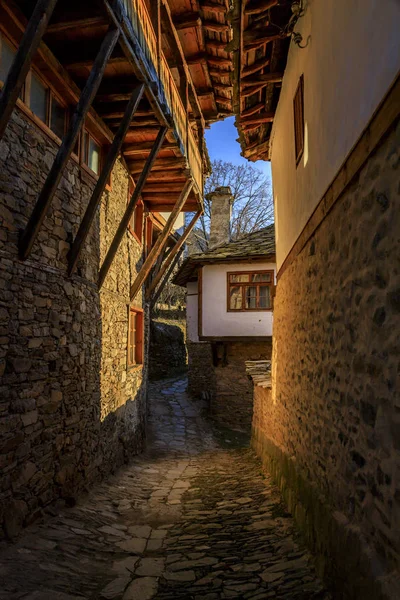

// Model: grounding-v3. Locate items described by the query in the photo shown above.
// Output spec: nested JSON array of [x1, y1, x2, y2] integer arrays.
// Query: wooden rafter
[[18, 27, 120, 260], [146, 210, 202, 300], [245, 0, 278, 16], [98, 127, 168, 289], [130, 179, 194, 301], [46, 16, 106, 33], [241, 72, 283, 86], [0, 0, 59, 141], [68, 84, 145, 276]]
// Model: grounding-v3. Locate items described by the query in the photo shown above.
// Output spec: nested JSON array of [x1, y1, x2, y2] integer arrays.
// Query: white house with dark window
[[173, 187, 276, 432]]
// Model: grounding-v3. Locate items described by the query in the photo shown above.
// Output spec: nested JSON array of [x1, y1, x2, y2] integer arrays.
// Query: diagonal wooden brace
[[98, 126, 168, 289], [146, 209, 201, 300], [130, 179, 194, 302], [0, 0, 59, 141], [18, 27, 120, 260], [68, 84, 145, 275], [150, 245, 185, 310]]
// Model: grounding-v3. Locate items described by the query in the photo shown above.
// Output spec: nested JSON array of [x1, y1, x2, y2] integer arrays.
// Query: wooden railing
[[120, 0, 203, 195]]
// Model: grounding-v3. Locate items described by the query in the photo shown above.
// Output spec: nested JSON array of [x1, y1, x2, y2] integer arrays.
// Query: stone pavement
[[0, 377, 333, 600]]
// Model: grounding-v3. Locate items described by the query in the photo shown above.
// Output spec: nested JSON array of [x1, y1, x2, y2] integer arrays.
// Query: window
[[29, 70, 67, 139], [127, 307, 144, 366], [83, 131, 101, 175], [0, 36, 15, 83], [128, 178, 144, 243], [227, 271, 274, 311], [293, 74, 304, 165], [30, 72, 48, 122]]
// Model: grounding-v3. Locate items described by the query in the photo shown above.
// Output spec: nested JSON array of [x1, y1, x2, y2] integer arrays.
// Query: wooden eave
[[166, 0, 235, 125], [7, 0, 205, 213], [232, 0, 292, 162]]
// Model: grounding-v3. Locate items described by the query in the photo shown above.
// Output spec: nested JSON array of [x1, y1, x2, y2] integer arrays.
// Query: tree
[[187, 159, 274, 253]]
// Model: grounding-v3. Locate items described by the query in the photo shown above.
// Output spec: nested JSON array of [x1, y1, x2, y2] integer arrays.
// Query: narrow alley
[[0, 378, 331, 600]]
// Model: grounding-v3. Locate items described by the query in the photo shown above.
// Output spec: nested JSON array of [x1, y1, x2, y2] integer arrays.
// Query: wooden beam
[[65, 55, 126, 70], [239, 111, 275, 125], [0, 0, 59, 141], [173, 12, 202, 30], [147, 204, 198, 212], [128, 158, 187, 173], [205, 39, 230, 51], [241, 72, 283, 86], [150, 246, 185, 310], [206, 55, 232, 69], [204, 21, 230, 33], [18, 27, 120, 260], [146, 210, 201, 299], [98, 127, 167, 289], [241, 102, 264, 117], [241, 82, 269, 98], [129, 179, 194, 301], [245, 0, 278, 16], [123, 141, 177, 156], [46, 16, 106, 33], [215, 96, 232, 106], [244, 34, 283, 52], [201, 2, 228, 14], [243, 140, 270, 159], [242, 56, 270, 77], [68, 84, 145, 276]]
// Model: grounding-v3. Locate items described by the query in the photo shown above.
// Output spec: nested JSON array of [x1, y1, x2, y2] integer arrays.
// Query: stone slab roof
[[173, 224, 275, 286], [245, 360, 272, 389]]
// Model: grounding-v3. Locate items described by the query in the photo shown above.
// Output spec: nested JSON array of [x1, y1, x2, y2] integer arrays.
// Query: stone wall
[[148, 320, 187, 380], [188, 339, 272, 432], [0, 107, 147, 538], [187, 341, 216, 400], [252, 122, 400, 599]]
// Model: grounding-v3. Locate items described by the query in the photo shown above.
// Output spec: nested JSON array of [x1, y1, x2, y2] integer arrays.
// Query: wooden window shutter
[[293, 74, 304, 165]]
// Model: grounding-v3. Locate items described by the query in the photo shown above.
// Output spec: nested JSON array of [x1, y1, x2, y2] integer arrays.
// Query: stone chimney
[[208, 186, 233, 249]]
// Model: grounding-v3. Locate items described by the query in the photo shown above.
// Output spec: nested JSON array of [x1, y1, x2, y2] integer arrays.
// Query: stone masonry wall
[[188, 339, 272, 432], [149, 320, 187, 381], [213, 341, 272, 432], [252, 122, 400, 599], [0, 107, 147, 538]]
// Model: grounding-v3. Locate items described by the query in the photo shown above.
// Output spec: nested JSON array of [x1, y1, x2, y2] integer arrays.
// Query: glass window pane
[[50, 96, 66, 138], [230, 273, 250, 283], [0, 38, 15, 83], [252, 272, 272, 282], [245, 286, 257, 309], [229, 286, 242, 310], [30, 73, 48, 122], [88, 136, 100, 174], [259, 286, 271, 308]]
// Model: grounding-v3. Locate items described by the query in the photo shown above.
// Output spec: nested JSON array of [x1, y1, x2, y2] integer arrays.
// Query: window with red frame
[[128, 178, 144, 243], [127, 307, 144, 366]]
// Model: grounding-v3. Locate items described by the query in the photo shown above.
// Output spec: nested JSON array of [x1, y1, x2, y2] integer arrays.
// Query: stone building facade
[[0, 106, 148, 538], [253, 122, 400, 599]]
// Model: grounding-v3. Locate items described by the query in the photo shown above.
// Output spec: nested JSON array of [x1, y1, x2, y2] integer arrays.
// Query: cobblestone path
[[0, 377, 332, 600]]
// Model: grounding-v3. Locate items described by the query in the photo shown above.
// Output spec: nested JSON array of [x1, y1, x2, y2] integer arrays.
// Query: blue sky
[[205, 116, 272, 182]]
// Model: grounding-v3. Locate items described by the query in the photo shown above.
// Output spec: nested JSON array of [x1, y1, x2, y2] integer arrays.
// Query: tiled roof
[[173, 224, 275, 286]]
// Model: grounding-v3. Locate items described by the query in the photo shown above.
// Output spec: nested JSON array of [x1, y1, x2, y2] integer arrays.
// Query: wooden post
[[18, 28, 120, 260], [150, 245, 185, 310], [146, 210, 201, 299], [68, 84, 145, 275], [130, 179, 193, 302], [98, 126, 167, 289], [0, 0, 59, 141]]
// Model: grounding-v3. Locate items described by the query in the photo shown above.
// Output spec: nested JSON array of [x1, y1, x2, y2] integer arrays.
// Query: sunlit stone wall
[[253, 122, 400, 600]]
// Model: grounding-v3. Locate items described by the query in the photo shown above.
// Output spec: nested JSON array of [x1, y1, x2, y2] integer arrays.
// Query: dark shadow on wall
[[0, 109, 148, 540]]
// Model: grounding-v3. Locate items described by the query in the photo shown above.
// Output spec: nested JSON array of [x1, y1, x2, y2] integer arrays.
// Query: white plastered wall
[[201, 262, 276, 338], [271, 0, 400, 270]]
